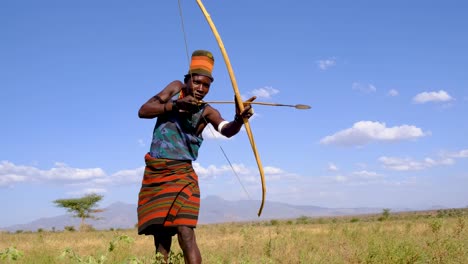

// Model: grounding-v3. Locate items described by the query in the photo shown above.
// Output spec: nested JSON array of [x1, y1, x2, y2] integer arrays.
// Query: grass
[[1, 208, 467, 263]]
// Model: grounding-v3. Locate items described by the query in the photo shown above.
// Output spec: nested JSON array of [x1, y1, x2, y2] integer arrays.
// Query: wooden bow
[[195, 0, 266, 216]]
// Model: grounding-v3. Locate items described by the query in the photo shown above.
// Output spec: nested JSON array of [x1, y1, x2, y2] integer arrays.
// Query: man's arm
[[138, 81, 183, 119], [206, 96, 256, 138]]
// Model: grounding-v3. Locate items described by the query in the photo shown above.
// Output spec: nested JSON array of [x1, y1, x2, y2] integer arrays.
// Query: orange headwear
[[186, 50, 215, 81]]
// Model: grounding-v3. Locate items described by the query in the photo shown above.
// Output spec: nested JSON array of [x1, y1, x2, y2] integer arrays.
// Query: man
[[137, 50, 255, 264]]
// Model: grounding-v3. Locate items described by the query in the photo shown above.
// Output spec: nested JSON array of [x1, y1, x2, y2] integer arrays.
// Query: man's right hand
[[175, 95, 201, 113]]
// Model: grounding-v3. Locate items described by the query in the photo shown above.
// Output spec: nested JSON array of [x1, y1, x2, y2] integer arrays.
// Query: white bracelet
[[217, 121, 229, 134]]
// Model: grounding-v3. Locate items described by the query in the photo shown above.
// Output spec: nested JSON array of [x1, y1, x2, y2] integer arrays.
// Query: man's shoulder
[[165, 80, 184, 93], [169, 80, 184, 86]]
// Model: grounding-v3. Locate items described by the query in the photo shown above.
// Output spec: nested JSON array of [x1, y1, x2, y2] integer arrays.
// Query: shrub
[[0, 247, 24, 261], [64, 226, 76, 232], [270, 219, 280, 226], [296, 216, 309, 224]]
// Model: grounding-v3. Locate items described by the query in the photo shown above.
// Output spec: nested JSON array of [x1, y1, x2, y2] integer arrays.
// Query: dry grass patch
[[1, 209, 467, 263]]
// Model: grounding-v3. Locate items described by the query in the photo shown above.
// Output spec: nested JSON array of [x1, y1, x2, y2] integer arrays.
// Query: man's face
[[186, 75, 212, 100]]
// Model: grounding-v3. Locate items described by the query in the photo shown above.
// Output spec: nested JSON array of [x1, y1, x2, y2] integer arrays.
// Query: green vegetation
[[0, 208, 467, 263], [53, 193, 103, 231]]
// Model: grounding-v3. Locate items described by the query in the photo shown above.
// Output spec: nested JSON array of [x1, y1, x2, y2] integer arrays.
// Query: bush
[[296, 216, 310, 224], [270, 219, 280, 226], [64, 226, 76, 232], [0, 247, 24, 261], [80, 224, 95, 232]]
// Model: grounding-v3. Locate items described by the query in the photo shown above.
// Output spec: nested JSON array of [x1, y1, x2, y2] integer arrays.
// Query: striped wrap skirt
[[137, 153, 200, 235]]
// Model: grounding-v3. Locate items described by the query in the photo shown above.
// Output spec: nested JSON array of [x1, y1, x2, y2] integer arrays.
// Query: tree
[[382, 208, 391, 219], [53, 193, 103, 230]]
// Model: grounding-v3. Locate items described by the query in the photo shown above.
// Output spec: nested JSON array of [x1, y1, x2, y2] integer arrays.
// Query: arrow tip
[[295, 104, 311, 110]]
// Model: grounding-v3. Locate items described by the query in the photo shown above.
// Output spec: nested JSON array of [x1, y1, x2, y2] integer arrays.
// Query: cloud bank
[[320, 121, 426, 146]]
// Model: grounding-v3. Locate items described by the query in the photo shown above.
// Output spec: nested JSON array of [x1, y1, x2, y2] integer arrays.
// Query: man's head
[[184, 50, 215, 82]]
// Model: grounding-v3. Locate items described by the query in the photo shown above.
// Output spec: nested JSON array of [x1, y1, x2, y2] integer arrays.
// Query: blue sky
[[1, 0, 467, 227]]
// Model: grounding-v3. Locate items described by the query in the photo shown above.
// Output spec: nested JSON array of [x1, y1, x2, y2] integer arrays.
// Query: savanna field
[[1, 209, 467, 264]]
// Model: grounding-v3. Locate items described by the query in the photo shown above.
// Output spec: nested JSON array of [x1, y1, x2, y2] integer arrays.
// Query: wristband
[[217, 120, 229, 133]]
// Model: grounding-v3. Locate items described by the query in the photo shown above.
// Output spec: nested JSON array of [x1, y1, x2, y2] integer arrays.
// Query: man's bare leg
[[177, 226, 201, 264], [153, 231, 172, 263]]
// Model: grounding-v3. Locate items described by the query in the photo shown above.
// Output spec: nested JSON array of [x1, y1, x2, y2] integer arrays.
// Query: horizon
[[3, 195, 465, 230]]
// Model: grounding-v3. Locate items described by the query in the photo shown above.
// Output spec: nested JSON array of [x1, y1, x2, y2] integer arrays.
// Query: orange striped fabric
[[189, 55, 214, 74], [137, 153, 200, 235], [186, 50, 214, 80]]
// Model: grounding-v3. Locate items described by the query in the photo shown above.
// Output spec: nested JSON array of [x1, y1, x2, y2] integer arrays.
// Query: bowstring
[[177, 0, 192, 80], [176, 0, 252, 201]]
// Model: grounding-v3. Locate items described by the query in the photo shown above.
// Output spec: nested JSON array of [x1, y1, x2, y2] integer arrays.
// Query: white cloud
[[352, 170, 382, 179], [43, 162, 106, 181], [317, 58, 336, 70], [327, 163, 339, 171], [250, 86, 279, 99], [323, 169, 385, 186], [108, 167, 144, 184], [67, 188, 108, 196], [352, 82, 377, 93], [0, 174, 27, 186], [387, 89, 399, 96], [320, 121, 426, 146], [0, 161, 122, 187], [333, 175, 347, 182], [264, 166, 284, 174], [0, 160, 106, 185], [379, 156, 454, 171], [0, 161, 31, 186], [193, 162, 297, 183], [193, 162, 234, 180], [412, 90, 454, 104], [447, 149, 468, 158]]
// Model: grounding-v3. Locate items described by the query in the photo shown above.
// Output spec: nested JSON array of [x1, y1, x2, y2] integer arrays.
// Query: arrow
[[200, 101, 311, 110]]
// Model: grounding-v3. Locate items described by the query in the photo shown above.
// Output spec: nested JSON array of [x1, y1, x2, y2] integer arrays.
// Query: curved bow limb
[[195, 0, 266, 216]]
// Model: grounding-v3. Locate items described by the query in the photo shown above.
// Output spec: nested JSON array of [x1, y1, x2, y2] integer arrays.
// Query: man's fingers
[[245, 96, 257, 103], [241, 106, 254, 117]]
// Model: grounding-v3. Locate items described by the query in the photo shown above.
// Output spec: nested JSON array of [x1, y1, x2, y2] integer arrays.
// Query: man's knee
[[177, 226, 196, 245]]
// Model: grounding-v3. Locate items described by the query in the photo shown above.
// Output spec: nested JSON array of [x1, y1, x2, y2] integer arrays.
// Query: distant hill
[[1, 196, 387, 232]]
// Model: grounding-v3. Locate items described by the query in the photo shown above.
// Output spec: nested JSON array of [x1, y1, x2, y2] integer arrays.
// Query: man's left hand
[[236, 96, 256, 120]]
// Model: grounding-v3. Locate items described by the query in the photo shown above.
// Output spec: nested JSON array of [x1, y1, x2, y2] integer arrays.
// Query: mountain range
[[1, 196, 393, 232]]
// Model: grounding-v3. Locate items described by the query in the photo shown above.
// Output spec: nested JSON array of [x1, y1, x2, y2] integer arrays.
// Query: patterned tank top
[[149, 104, 206, 161]]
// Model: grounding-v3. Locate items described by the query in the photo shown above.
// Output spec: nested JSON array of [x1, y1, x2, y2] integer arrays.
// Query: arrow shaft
[[202, 101, 292, 107], [202, 101, 311, 109]]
